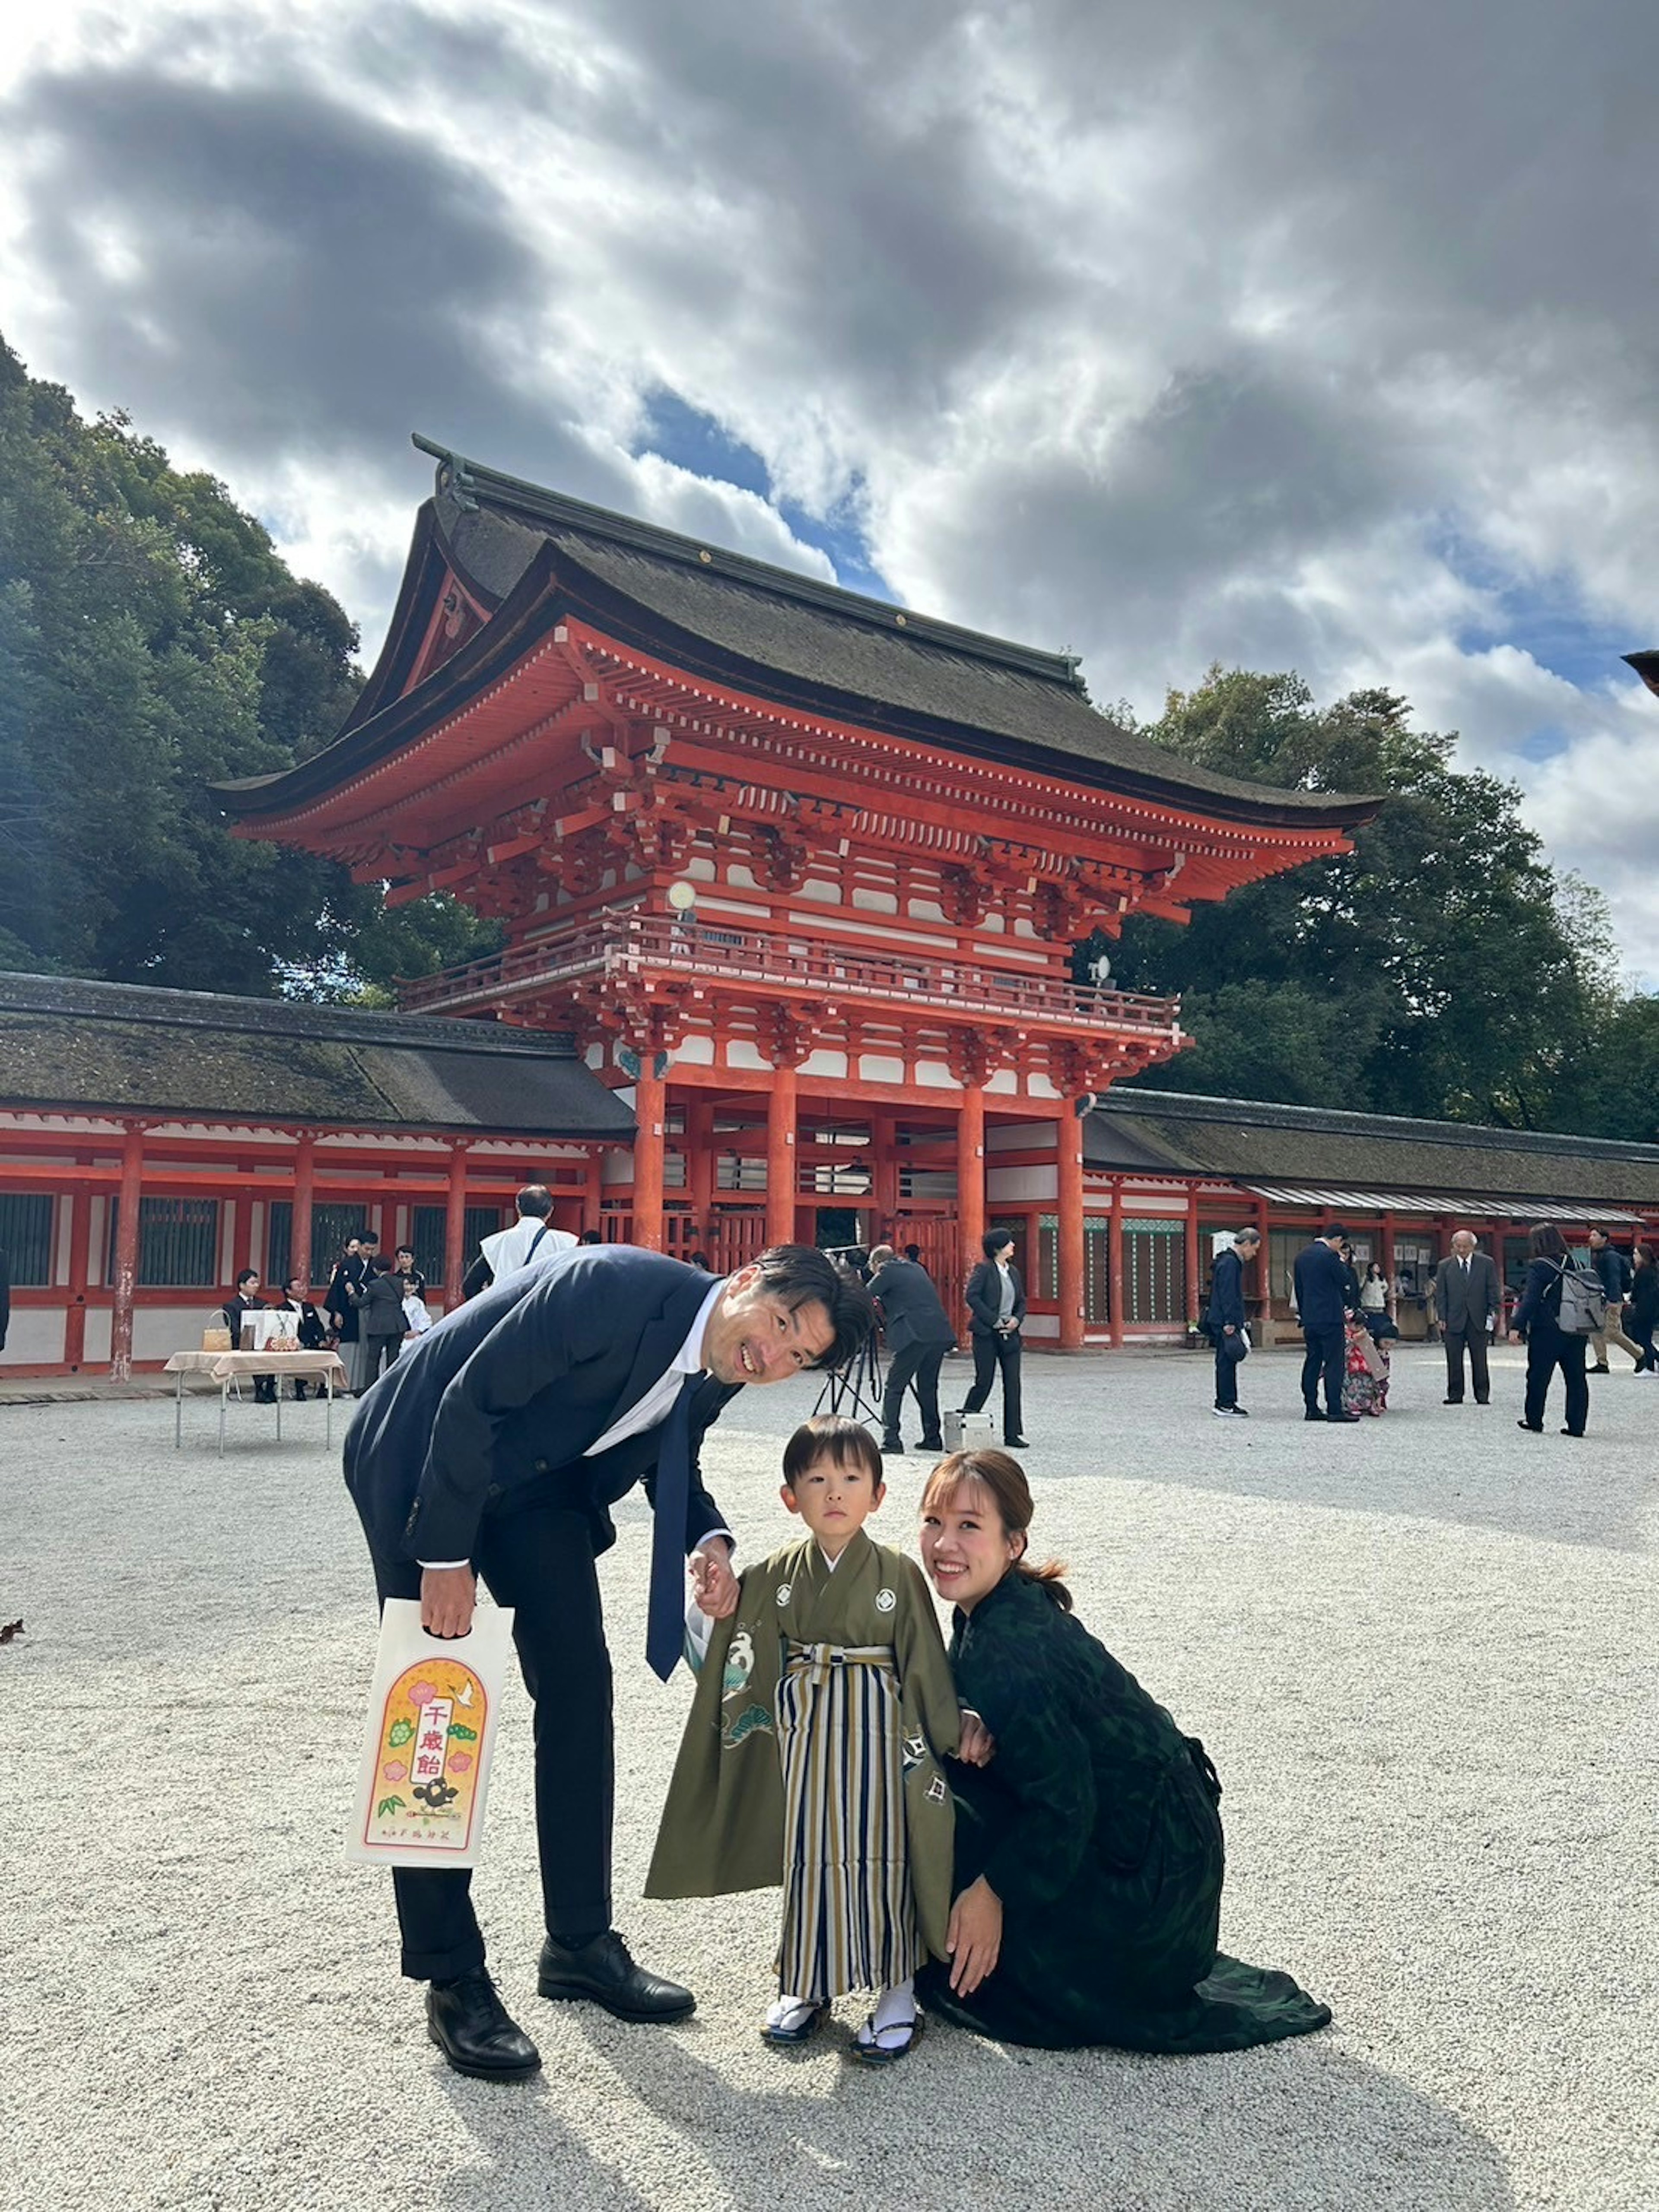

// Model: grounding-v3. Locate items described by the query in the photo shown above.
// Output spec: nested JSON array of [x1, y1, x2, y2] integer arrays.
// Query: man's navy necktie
[[645, 1374, 700, 1682]]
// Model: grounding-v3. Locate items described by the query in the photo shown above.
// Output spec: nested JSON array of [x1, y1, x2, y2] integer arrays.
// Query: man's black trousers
[[1443, 1322, 1491, 1403], [1300, 1324, 1345, 1415], [1213, 1340, 1239, 1409], [365, 1497, 613, 1983], [963, 1330, 1023, 1440], [881, 1342, 949, 1445]]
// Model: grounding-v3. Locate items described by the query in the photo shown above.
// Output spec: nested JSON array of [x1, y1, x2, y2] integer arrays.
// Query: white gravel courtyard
[[5, 1341, 1656, 2212]]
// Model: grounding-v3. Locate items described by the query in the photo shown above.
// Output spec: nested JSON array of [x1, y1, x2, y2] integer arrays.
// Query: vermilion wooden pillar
[[635, 1063, 667, 1251], [444, 1139, 470, 1299], [873, 1114, 898, 1238], [109, 1121, 145, 1383], [957, 1085, 985, 1262], [1107, 1175, 1125, 1349], [765, 1064, 798, 1250], [1057, 1110, 1085, 1350], [1184, 1202, 1202, 1330], [292, 1131, 316, 1292], [64, 1178, 92, 1371], [687, 1098, 715, 1232]]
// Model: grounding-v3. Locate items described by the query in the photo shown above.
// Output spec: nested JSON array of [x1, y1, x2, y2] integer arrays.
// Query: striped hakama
[[777, 1640, 919, 2002]]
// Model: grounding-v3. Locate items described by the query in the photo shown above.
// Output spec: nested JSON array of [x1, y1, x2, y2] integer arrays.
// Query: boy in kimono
[[647, 1416, 960, 2063]]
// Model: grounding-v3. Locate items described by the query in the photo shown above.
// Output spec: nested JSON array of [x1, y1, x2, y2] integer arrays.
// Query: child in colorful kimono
[[647, 1416, 960, 2063]]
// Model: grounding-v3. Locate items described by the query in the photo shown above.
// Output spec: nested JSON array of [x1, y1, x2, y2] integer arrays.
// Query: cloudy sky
[[5, 1, 1659, 976]]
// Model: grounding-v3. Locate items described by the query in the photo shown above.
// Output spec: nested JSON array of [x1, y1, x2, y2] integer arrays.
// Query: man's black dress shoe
[[1004, 1436, 1031, 1449], [881, 1437, 906, 1454], [1303, 1409, 1324, 1422], [1442, 1396, 1463, 1406], [426, 1967, 542, 2081], [1326, 1411, 1361, 1423], [918, 1436, 944, 1452], [537, 1932, 695, 2023]]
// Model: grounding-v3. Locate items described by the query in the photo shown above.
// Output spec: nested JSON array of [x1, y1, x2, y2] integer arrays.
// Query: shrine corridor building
[[217, 444, 1368, 1338]]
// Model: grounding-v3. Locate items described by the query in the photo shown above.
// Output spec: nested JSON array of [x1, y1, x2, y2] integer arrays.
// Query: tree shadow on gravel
[[501, 2011, 1518, 2212]]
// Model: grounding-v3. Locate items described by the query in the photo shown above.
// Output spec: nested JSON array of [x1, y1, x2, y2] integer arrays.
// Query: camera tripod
[[813, 1330, 885, 1426]]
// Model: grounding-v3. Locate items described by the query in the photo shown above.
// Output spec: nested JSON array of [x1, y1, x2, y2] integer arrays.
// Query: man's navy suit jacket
[[343, 1245, 738, 1565], [868, 1258, 957, 1354], [1292, 1241, 1351, 1331]]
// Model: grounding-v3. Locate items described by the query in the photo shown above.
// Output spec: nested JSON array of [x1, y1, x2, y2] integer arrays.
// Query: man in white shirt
[[459, 1184, 577, 1299], [343, 1241, 872, 2083]]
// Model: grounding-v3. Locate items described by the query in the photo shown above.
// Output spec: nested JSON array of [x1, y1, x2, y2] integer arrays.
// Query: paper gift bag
[[346, 1598, 515, 1869]]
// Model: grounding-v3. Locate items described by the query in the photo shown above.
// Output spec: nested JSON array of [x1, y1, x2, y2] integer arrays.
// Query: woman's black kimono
[[916, 1571, 1331, 2052]]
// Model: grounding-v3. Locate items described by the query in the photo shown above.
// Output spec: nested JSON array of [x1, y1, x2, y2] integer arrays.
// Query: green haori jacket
[[645, 1529, 961, 1960]]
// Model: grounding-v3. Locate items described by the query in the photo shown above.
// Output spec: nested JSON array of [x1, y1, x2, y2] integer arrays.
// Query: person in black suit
[[1432, 1232, 1501, 1404], [960, 1228, 1028, 1447], [0, 1243, 10, 1352], [1205, 1227, 1260, 1418], [221, 1268, 277, 1404], [343, 1241, 871, 2080], [1508, 1222, 1589, 1437], [1293, 1225, 1358, 1422], [326, 1236, 367, 1395], [867, 1243, 957, 1453]]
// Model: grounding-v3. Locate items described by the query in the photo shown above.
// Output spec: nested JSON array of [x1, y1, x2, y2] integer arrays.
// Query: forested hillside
[[1093, 671, 1659, 1140], [0, 338, 498, 999]]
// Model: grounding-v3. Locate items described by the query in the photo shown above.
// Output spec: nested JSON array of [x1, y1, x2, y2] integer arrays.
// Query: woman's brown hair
[[919, 1449, 1073, 1611]]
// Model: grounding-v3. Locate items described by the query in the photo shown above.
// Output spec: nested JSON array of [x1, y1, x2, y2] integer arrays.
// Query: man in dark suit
[[1293, 1225, 1358, 1422], [0, 1243, 10, 1352], [344, 1241, 871, 2081], [960, 1228, 1029, 1447], [1205, 1227, 1260, 1418], [1433, 1231, 1501, 1404], [867, 1243, 957, 1453]]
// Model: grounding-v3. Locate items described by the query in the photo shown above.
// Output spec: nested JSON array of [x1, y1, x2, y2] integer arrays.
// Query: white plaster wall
[[726, 1041, 769, 1070], [601, 1152, 635, 1185], [1022, 1314, 1059, 1340], [858, 1055, 905, 1084], [986, 1070, 1019, 1095], [1026, 1073, 1062, 1099], [986, 1122, 1053, 1151], [987, 1165, 1058, 1202], [914, 1063, 957, 1089], [85, 1309, 111, 1361], [0, 1310, 66, 1364], [135, 1305, 212, 1359], [673, 1035, 715, 1065], [799, 1050, 848, 1079]]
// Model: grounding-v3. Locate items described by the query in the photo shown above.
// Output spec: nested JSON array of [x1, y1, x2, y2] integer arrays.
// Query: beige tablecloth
[[163, 1351, 349, 1385]]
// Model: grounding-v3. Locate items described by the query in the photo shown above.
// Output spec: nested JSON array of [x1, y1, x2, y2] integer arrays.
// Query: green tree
[[0, 337, 498, 997], [1087, 670, 1618, 1130]]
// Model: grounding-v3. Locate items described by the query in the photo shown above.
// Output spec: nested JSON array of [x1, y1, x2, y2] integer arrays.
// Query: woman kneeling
[[915, 1451, 1332, 2053]]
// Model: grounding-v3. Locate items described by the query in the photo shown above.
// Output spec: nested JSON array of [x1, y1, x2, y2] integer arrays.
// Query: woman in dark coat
[[913, 1450, 1331, 2053], [960, 1228, 1028, 1448], [1507, 1222, 1589, 1438], [1627, 1244, 1658, 1375]]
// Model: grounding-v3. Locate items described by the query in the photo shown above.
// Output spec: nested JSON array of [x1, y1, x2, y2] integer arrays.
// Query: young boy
[[647, 1416, 960, 2062]]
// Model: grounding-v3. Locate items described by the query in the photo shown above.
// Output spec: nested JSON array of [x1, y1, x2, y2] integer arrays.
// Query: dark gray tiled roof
[[1085, 1088, 1659, 1206], [0, 973, 634, 1139]]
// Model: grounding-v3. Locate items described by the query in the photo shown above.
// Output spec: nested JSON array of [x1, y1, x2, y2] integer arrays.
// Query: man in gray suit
[[867, 1244, 957, 1454], [1433, 1231, 1501, 1404]]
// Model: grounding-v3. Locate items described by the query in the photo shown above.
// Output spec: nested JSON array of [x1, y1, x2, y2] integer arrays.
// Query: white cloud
[[3, 0, 1659, 976]]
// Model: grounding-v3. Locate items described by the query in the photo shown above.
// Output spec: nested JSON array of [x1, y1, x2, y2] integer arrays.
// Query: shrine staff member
[[343, 1242, 872, 2083]]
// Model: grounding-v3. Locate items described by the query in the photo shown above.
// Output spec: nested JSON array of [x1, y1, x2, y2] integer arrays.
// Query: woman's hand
[[955, 1708, 996, 1766], [946, 1876, 1003, 1995]]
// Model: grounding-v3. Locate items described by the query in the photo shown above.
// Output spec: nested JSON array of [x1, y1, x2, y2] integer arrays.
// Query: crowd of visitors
[[1199, 1218, 1652, 1433]]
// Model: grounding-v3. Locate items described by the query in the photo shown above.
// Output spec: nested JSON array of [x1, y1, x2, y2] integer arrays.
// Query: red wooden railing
[[400, 915, 1181, 1040]]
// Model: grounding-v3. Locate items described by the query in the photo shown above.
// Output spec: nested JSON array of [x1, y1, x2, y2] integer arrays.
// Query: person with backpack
[[1584, 1228, 1643, 1372], [1507, 1223, 1594, 1438]]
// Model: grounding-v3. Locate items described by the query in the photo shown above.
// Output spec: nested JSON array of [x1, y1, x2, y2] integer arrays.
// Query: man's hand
[[420, 1565, 478, 1638], [1223, 1323, 1236, 1336], [946, 1875, 1003, 1994], [955, 1707, 995, 1767], [690, 1539, 739, 1620]]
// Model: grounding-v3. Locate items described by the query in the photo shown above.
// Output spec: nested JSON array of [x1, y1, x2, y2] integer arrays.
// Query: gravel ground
[[5, 1342, 1656, 2212]]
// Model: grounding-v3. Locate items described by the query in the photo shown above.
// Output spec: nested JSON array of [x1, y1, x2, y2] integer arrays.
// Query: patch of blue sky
[[1430, 524, 1634, 692], [1510, 724, 1573, 764], [633, 387, 892, 602]]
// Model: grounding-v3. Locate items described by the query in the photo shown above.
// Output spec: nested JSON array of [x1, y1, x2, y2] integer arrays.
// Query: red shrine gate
[[218, 444, 1371, 1347]]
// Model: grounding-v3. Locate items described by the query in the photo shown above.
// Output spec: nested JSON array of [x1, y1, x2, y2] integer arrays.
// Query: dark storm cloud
[[7, 64, 626, 501]]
